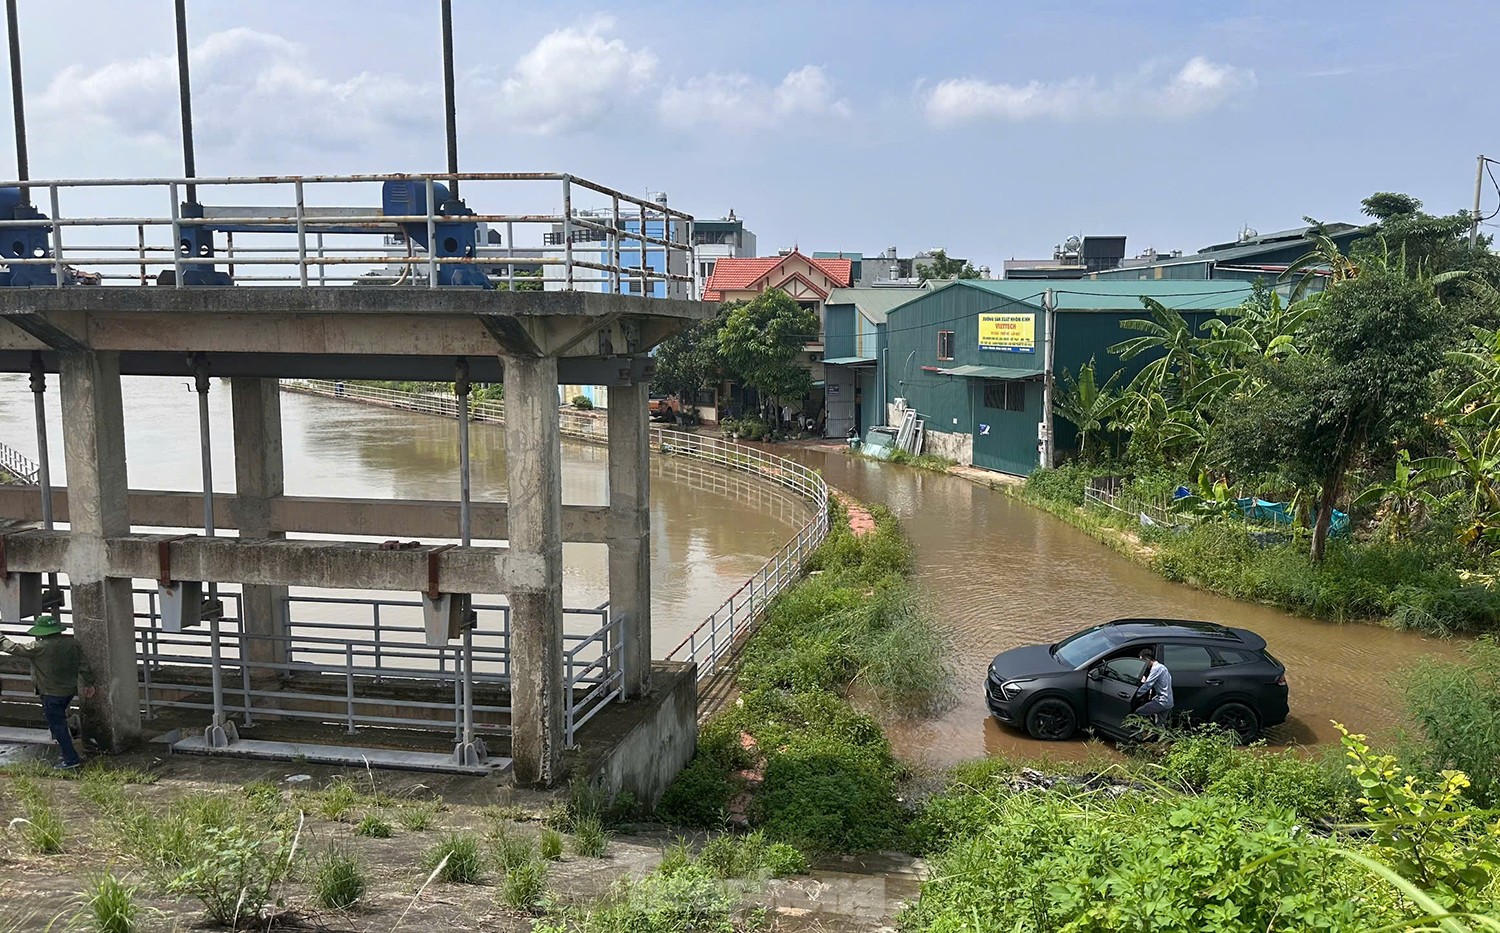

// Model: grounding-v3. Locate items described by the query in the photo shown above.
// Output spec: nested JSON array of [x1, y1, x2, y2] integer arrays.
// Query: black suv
[[986, 619, 1289, 743]]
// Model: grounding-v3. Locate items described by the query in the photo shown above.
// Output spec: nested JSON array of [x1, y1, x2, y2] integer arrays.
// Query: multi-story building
[[814, 246, 982, 285], [1004, 235, 1129, 279]]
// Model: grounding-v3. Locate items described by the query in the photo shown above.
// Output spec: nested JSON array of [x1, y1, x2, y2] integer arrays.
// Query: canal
[[0, 376, 808, 654], [786, 447, 1465, 766]]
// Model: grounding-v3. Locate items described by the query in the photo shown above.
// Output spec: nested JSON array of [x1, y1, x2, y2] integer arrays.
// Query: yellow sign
[[978, 313, 1036, 353]]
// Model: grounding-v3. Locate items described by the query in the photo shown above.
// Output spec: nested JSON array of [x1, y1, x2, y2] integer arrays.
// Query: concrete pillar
[[230, 378, 288, 668], [502, 354, 564, 786], [607, 380, 651, 698], [58, 351, 140, 751]]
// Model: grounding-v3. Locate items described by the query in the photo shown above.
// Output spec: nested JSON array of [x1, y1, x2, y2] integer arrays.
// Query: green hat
[[26, 614, 63, 637]]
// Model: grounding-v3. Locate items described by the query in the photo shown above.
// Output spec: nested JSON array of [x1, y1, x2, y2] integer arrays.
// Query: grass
[[354, 812, 394, 838], [311, 847, 366, 910], [494, 827, 536, 873], [310, 779, 361, 821], [81, 872, 138, 933], [570, 815, 608, 858], [397, 798, 442, 831], [498, 857, 548, 912], [423, 832, 485, 884], [11, 777, 66, 854], [539, 828, 564, 861], [1018, 464, 1500, 635]]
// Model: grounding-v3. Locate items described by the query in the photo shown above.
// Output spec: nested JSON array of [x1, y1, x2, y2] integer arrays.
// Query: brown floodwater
[[784, 446, 1467, 767], [0, 375, 806, 653]]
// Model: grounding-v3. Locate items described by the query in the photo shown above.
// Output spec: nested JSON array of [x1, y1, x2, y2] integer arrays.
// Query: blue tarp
[[1171, 486, 1348, 537]]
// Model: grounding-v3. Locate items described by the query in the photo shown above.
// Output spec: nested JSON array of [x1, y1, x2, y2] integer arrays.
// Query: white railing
[[0, 171, 695, 296], [283, 379, 833, 682], [0, 440, 38, 484]]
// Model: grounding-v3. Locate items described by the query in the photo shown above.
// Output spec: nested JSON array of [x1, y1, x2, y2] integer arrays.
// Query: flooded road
[[786, 447, 1465, 766], [0, 376, 806, 652]]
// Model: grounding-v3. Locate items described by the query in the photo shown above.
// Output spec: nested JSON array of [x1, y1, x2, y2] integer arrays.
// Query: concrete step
[[170, 734, 512, 777]]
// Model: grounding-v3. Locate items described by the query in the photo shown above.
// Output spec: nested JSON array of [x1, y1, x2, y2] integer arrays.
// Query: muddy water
[[0, 376, 805, 652], [786, 447, 1466, 767]]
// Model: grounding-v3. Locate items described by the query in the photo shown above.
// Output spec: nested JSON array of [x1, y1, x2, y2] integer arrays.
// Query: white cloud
[[40, 28, 434, 159], [475, 16, 657, 136], [923, 56, 1254, 125], [659, 65, 851, 133]]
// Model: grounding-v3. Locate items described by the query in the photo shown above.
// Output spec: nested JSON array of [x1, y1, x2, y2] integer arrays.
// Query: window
[[1160, 644, 1216, 672], [982, 381, 1026, 412], [1212, 648, 1261, 667], [937, 330, 954, 360]]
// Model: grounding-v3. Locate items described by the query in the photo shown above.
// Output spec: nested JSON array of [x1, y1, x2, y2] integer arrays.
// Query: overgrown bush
[[166, 819, 299, 925], [1403, 637, 1500, 807], [570, 395, 594, 410], [1021, 462, 1094, 507]]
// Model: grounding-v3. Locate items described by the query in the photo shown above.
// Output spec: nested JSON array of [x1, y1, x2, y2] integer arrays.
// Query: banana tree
[[1054, 360, 1125, 459], [1414, 428, 1500, 550], [1352, 449, 1440, 540]]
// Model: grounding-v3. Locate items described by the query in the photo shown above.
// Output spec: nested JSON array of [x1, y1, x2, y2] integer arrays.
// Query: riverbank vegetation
[[1031, 193, 1500, 634], [658, 502, 950, 851]]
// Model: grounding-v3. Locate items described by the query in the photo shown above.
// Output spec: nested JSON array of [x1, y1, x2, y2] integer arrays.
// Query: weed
[[82, 872, 138, 933], [656, 838, 693, 876], [241, 780, 281, 809], [570, 815, 608, 858], [534, 863, 738, 933], [166, 819, 299, 925], [494, 828, 536, 873], [76, 773, 128, 814], [764, 842, 809, 877], [498, 856, 547, 912], [698, 834, 740, 879], [312, 779, 361, 821], [422, 832, 484, 884], [311, 847, 366, 911], [539, 828, 563, 861], [484, 803, 528, 824], [354, 813, 393, 838], [13, 781, 65, 854], [397, 798, 442, 831]]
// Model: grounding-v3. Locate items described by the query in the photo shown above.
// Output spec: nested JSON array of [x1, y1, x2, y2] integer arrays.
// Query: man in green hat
[[0, 615, 97, 769]]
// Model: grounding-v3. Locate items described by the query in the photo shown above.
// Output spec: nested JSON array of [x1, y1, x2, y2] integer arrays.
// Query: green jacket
[[0, 633, 97, 697]]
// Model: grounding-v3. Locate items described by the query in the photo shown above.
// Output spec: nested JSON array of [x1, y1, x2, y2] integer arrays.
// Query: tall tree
[[1217, 266, 1457, 560], [717, 289, 820, 416], [916, 249, 981, 282], [652, 313, 726, 408]]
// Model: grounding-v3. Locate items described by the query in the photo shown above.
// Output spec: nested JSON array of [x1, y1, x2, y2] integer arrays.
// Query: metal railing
[[0, 172, 696, 296], [0, 439, 39, 484], [282, 378, 833, 681], [0, 587, 621, 747]]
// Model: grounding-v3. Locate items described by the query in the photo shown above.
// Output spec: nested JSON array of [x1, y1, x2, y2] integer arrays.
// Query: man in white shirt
[[1134, 647, 1174, 727]]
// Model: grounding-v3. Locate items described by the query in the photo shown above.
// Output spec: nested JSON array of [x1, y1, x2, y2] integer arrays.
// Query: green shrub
[[166, 820, 298, 925], [82, 872, 138, 933], [570, 395, 594, 410], [697, 834, 741, 879], [311, 847, 365, 910], [498, 856, 547, 912], [656, 838, 692, 876], [764, 842, 810, 877], [1204, 748, 1356, 823], [904, 792, 1398, 932], [655, 721, 746, 828], [539, 828, 564, 861], [354, 813, 393, 838], [571, 815, 608, 858], [755, 731, 903, 852], [422, 832, 484, 884], [1021, 462, 1093, 507], [1403, 638, 1500, 807]]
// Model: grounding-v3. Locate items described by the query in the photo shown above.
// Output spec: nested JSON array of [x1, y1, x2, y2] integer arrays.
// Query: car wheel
[[1025, 698, 1078, 741], [1209, 702, 1260, 744]]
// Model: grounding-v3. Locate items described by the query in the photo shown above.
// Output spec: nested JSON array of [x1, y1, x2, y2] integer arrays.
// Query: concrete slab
[[170, 735, 513, 777], [0, 727, 53, 764]]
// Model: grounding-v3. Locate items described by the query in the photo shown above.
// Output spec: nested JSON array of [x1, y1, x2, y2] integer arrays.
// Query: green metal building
[[882, 279, 1253, 475]]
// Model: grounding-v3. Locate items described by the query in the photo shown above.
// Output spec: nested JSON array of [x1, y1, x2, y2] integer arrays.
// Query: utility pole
[[1041, 288, 1057, 469], [1472, 155, 1486, 249]]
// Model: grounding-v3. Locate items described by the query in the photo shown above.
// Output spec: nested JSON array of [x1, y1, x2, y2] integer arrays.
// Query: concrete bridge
[[0, 172, 711, 793]]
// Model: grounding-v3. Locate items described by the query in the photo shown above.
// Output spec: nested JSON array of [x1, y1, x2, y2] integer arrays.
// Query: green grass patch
[[81, 872, 138, 933], [311, 846, 366, 910], [422, 832, 485, 884]]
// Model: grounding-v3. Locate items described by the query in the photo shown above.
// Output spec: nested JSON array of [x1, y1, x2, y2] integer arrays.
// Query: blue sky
[[9, 1, 1497, 269]]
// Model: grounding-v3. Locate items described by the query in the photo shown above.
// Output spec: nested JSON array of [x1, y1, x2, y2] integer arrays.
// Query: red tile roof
[[702, 250, 853, 302]]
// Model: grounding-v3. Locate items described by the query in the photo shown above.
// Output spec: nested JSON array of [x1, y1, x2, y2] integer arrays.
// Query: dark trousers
[[40, 694, 80, 766]]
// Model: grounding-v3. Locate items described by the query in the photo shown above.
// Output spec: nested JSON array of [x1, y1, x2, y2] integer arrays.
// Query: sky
[[7, 0, 1498, 270]]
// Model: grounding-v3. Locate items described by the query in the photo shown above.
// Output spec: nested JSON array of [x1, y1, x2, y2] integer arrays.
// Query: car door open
[[1086, 656, 1148, 735]]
